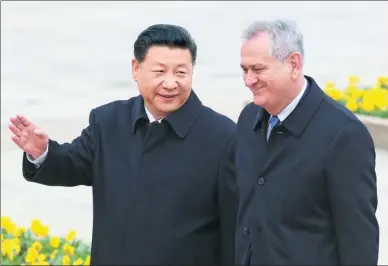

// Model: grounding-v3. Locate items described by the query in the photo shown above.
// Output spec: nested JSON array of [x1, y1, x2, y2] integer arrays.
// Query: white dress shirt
[[144, 104, 162, 123], [27, 104, 162, 167], [276, 77, 308, 122], [266, 78, 308, 140]]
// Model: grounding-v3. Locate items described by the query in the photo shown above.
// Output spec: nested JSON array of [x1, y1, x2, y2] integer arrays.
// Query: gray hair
[[242, 19, 304, 64]]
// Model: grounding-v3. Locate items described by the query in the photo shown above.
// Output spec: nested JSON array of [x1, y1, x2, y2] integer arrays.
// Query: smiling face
[[132, 46, 193, 120], [240, 32, 302, 115]]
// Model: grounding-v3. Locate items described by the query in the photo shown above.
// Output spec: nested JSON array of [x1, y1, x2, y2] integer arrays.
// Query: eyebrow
[[154, 62, 189, 68], [240, 64, 266, 69]]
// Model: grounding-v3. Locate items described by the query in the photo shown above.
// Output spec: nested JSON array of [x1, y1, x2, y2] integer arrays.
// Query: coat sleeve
[[325, 120, 379, 265], [217, 135, 239, 265], [22, 109, 97, 187]]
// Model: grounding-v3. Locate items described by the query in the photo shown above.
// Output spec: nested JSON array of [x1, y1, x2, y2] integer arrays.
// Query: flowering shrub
[[1, 216, 91, 265], [324, 76, 388, 118]]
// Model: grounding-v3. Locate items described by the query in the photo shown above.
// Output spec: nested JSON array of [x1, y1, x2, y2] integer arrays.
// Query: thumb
[[33, 128, 48, 139]]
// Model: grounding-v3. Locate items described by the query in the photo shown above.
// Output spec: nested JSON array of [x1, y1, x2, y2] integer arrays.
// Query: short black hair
[[134, 24, 197, 65]]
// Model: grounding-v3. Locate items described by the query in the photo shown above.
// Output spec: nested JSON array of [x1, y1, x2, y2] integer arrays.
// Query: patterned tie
[[267, 115, 280, 141]]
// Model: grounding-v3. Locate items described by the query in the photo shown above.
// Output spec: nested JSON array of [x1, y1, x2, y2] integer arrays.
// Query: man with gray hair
[[235, 19, 379, 265]]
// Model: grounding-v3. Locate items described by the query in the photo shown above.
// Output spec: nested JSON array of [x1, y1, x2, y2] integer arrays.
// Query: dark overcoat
[[23, 91, 238, 265], [235, 76, 379, 265]]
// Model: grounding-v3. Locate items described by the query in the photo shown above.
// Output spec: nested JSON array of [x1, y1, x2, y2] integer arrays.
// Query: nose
[[162, 77, 178, 90], [244, 73, 258, 88]]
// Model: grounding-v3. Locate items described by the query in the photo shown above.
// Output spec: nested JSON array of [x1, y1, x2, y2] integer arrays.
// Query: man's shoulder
[[92, 97, 137, 114], [199, 105, 237, 133], [316, 95, 372, 143], [320, 95, 366, 130], [90, 96, 139, 121], [237, 102, 260, 126], [195, 105, 236, 151]]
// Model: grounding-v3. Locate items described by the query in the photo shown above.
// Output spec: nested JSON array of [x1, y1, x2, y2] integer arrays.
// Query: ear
[[132, 59, 140, 81], [288, 52, 303, 78]]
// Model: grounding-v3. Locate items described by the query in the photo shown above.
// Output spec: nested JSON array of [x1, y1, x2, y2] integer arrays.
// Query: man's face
[[132, 46, 193, 119], [240, 32, 296, 113]]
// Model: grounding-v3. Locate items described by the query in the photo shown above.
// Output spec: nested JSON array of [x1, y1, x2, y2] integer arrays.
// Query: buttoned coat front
[[235, 76, 379, 265], [22, 91, 238, 265]]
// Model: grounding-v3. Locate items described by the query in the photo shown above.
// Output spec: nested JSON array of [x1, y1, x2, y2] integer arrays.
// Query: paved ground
[[1, 126, 388, 263]]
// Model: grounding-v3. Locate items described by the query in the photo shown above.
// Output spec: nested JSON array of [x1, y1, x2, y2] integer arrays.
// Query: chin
[[156, 102, 181, 114], [253, 96, 267, 108]]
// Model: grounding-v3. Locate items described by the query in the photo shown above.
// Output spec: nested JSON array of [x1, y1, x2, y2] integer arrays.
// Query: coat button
[[243, 228, 250, 235], [258, 177, 265, 186]]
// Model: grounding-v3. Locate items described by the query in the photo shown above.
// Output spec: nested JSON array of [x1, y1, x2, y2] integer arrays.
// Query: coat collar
[[253, 75, 325, 137], [132, 90, 202, 138]]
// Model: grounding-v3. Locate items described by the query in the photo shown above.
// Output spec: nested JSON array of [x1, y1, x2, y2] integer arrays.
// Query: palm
[[9, 115, 48, 159], [21, 125, 45, 151]]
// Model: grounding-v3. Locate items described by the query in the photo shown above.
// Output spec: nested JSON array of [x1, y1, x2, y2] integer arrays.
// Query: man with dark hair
[[9, 24, 238, 265]]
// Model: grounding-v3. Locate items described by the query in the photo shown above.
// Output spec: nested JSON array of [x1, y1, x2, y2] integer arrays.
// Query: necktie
[[267, 116, 280, 141]]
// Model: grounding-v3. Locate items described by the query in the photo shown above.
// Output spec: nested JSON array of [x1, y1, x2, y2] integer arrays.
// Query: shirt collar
[[253, 75, 324, 137], [276, 77, 308, 122], [144, 104, 162, 123], [132, 90, 202, 138]]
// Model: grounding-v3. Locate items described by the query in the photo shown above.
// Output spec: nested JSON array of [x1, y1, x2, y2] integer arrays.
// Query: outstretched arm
[[14, 110, 98, 187]]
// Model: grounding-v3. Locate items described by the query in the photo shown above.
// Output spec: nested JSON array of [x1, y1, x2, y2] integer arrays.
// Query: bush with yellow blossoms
[[324, 76, 388, 118], [1, 216, 91, 265]]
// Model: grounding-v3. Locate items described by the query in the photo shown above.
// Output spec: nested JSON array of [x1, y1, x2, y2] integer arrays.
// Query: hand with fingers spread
[[9, 114, 49, 160]]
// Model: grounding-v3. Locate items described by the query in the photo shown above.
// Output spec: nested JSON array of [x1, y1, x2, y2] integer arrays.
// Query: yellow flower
[[50, 250, 59, 260], [345, 99, 358, 112], [63, 255, 71, 265], [13, 238, 21, 255], [1, 238, 21, 262], [324, 81, 336, 89], [1, 216, 12, 227], [2, 239, 15, 262], [1, 233, 4, 241], [40, 225, 49, 237], [344, 86, 364, 100], [84, 255, 91, 265], [370, 88, 388, 110], [348, 75, 360, 86], [360, 99, 375, 112], [14, 226, 26, 237], [31, 219, 41, 232], [37, 253, 47, 262], [324, 87, 342, 101], [7, 250, 14, 262], [66, 230, 77, 242], [63, 243, 75, 256], [31, 219, 50, 237], [1, 216, 16, 235], [50, 236, 61, 248], [73, 258, 84, 265], [375, 76, 388, 88], [1, 243, 6, 256], [25, 246, 39, 264], [25, 251, 36, 263], [31, 241, 43, 252]]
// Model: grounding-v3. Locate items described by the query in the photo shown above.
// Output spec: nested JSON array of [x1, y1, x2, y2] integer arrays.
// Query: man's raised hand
[[9, 114, 49, 160]]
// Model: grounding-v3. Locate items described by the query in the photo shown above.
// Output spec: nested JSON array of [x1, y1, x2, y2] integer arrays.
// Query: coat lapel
[[260, 128, 295, 176]]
